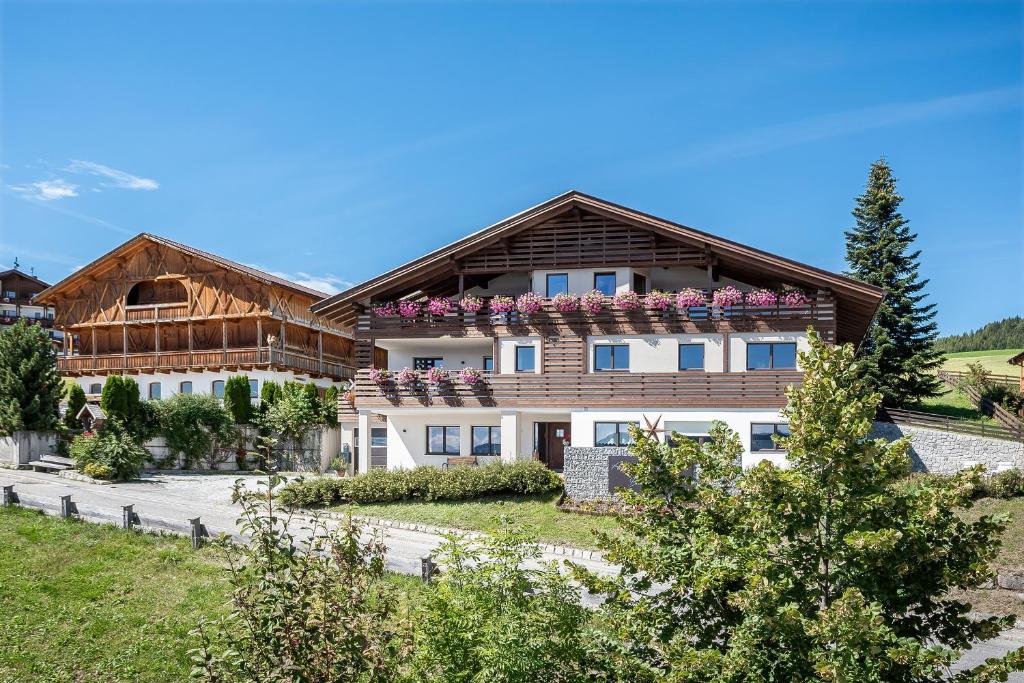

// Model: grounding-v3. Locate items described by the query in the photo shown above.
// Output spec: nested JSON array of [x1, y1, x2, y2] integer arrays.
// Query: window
[[664, 421, 713, 447], [248, 379, 259, 398], [427, 426, 460, 455], [594, 272, 616, 296], [148, 382, 161, 400], [88, 383, 102, 394], [751, 423, 791, 452], [179, 381, 193, 395], [632, 273, 647, 295], [595, 422, 639, 447], [594, 344, 629, 371], [472, 426, 501, 455], [545, 273, 569, 297], [482, 356, 493, 372], [212, 380, 225, 398], [414, 357, 444, 370], [678, 343, 705, 371], [515, 345, 535, 372], [746, 342, 798, 370]]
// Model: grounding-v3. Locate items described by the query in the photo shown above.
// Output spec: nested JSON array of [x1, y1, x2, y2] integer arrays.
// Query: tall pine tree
[[0, 319, 62, 436], [845, 158, 942, 407]]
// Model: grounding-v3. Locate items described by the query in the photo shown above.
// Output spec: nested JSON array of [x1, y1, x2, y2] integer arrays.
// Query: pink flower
[[781, 290, 809, 307], [395, 367, 418, 386], [425, 366, 450, 384], [676, 288, 707, 308], [746, 289, 778, 307], [368, 368, 391, 385], [644, 290, 673, 311], [459, 367, 483, 384], [489, 295, 516, 314], [580, 290, 605, 314], [426, 297, 454, 316], [551, 292, 580, 312], [712, 286, 743, 307], [459, 295, 484, 313], [397, 300, 422, 318], [613, 290, 643, 311], [372, 302, 398, 318], [516, 291, 544, 315]]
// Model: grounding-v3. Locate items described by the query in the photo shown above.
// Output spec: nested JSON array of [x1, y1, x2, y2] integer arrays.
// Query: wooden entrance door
[[545, 422, 571, 470]]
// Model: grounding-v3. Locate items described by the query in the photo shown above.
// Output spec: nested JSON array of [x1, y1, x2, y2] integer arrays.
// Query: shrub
[[278, 460, 562, 508], [155, 392, 235, 469], [222, 375, 254, 424], [64, 382, 86, 429], [82, 462, 114, 480], [69, 424, 149, 481], [986, 469, 1024, 499]]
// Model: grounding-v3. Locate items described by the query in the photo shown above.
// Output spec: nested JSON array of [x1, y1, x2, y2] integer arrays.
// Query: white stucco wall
[[587, 334, 725, 373], [74, 368, 343, 400], [569, 408, 790, 469], [497, 337, 542, 374], [727, 331, 810, 373], [383, 411, 502, 469], [647, 266, 752, 293], [529, 267, 636, 295], [377, 339, 493, 372]]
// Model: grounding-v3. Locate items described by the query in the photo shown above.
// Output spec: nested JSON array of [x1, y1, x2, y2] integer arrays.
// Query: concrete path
[[0, 468, 1020, 678]]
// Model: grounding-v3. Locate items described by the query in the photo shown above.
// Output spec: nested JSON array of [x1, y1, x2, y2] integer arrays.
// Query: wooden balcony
[[353, 369, 801, 409], [57, 347, 355, 381], [124, 303, 190, 321], [356, 296, 836, 341], [0, 314, 55, 328]]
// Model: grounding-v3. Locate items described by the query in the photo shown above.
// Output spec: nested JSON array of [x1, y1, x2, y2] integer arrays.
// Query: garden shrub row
[[278, 460, 562, 508], [902, 468, 1024, 500]]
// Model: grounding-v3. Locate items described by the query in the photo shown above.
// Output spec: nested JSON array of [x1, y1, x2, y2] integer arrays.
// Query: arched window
[[179, 381, 192, 395], [126, 279, 187, 306], [212, 380, 225, 398], [88, 383, 102, 394]]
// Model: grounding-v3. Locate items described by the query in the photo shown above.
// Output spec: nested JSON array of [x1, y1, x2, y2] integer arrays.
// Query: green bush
[[154, 392, 235, 470], [278, 460, 562, 508], [69, 424, 149, 481], [82, 462, 114, 480], [985, 469, 1024, 499]]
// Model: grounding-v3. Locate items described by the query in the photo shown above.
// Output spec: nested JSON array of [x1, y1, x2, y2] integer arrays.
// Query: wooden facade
[[37, 234, 355, 381]]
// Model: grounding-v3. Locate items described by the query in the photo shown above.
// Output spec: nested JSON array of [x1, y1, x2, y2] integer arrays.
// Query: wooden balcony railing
[[356, 295, 836, 340], [124, 303, 190, 321], [0, 315, 55, 328], [353, 369, 801, 409], [57, 347, 355, 380]]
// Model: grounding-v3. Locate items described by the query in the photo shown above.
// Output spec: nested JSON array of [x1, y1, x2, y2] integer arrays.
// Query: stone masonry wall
[[870, 422, 1023, 474], [564, 446, 630, 501]]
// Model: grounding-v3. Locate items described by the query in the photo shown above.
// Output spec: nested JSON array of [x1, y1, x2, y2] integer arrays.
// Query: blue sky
[[1, 1, 1020, 336]]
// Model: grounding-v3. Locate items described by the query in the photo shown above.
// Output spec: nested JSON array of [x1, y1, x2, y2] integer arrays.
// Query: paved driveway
[[0, 468, 1020, 678]]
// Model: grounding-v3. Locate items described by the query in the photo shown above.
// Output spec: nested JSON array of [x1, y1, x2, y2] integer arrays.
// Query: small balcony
[[356, 291, 836, 340], [0, 313, 55, 328], [353, 368, 802, 409], [124, 303, 191, 321]]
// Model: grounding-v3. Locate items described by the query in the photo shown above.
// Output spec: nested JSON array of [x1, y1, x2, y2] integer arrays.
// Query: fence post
[[122, 504, 135, 530], [1, 485, 14, 506], [190, 517, 205, 549], [60, 495, 74, 519], [421, 554, 435, 584]]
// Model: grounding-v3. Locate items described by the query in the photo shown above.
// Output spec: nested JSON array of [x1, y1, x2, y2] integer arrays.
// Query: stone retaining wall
[[870, 422, 1023, 474], [563, 446, 630, 501], [145, 427, 340, 473]]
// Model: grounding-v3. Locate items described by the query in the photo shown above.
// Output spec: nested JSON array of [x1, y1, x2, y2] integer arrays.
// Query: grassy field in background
[[941, 349, 1023, 376], [341, 491, 621, 549]]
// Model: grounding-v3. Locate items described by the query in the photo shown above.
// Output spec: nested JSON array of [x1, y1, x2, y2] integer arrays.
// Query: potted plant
[[371, 302, 398, 317], [580, 289, 604, 314], [551, 292, 580, 313], [516, 291, 543, 316], [781, 290, 809, 307], [489, 295, 515, 320], [329, 455, 347, 477], [644, 290, 673, 311], [425, 366, 451, 385], [368, 368, 391, 385], [712, 285, 743, 307], [460, 294, 484, 314], [426, 297, 454, 316], [395, 367, 418, 386], [613, 290, 643, 311], [397, 300, 422, 318], [746, 289, 778, 307], [459, 366, 483, 385]]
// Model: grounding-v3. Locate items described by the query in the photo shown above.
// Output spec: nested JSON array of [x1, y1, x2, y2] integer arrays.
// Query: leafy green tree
[[410, 527, 594, 682], [0, 318, 62, 436], [68, 421, 149, 480], [845, 158, 943, 407], [99, 375, 156, 440], [321, 385, 340, 428], [190, 476, 407, 681], [63, 382, 87, 429], [223, 374, 254, 425], [155, 392, 235, 469], [259, 379, 281, 409], [936, 317, 1024, 355], [578, 330, 1022, 682]]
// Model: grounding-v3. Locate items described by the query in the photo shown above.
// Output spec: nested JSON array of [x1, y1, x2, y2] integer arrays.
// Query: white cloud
[[8, 179, 79, 201], [65, 160, 159, 191], [251, 265, 353, 295]]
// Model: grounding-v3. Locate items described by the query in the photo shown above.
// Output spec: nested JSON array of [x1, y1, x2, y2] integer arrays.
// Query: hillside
[[935, 317, 1024, 354]]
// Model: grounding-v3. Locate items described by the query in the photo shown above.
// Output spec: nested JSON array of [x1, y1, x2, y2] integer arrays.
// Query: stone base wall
[[145, 427, 340, 473], [564, 446, 630, 501], [0, 431, 58, 467], [870, 422, 1023, 474]]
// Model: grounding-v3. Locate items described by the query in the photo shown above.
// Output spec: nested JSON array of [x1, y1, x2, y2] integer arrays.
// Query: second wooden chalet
[[37, 234, 354, 400]]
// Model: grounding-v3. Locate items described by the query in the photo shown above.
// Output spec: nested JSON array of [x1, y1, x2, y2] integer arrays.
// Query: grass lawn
[[918, 386, 996, 424], [942, 348, 1023, 377], [962, 496, 1024, 570], [341, 491, 622, 549]]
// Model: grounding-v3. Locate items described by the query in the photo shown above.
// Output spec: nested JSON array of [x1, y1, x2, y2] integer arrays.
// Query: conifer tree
[[0, 319, 62, 436], [845, 158, 943, 406], [223, 375, 255, 424], [64, 382, 87, 429]]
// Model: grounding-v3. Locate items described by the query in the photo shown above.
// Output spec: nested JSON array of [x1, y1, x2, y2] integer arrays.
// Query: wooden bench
[[29, 454, 75, 474], [442, 456, 478, 470]]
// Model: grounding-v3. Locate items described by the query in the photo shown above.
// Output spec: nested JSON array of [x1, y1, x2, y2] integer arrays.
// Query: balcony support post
[[318, 330, 323, 375], [91, 327, 96, 360], [256, 317, 263, 362], [357, 411, 372, 475], [222, 319, 227, 364], [500, 411, 520, 464], [722, 331, 730, 372], [187, 319, 193, 365], [122, 323, 127, 367]]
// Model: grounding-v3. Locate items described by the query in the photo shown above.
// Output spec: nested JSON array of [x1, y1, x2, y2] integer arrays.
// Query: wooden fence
[[878, 407, 1023, 443]]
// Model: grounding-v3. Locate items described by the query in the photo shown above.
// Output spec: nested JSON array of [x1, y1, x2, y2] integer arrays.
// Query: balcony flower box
[[459, 367, 483, 385], [397, 300, 422, 318], [395, 367, 418, 386], [427, 297, 455, 317], [580, 290, 604, 315], [712, 286, 743, 308], [425, 366, 451, 385], [644, 290, 673, 311], [489, 295, 515, 314], [368, 368, 391, 385], [551, 292, 580, 313], [676, 288, 707, 309], [516, 292, 543, 315], [372, 302, 398, 318], [459, 294, 484, 314], [746, 289, 778, 307], [781, 290, 810, 307], [613, 290, 643, 312]]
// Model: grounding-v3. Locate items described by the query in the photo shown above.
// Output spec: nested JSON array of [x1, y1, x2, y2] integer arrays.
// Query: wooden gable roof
[[37, 233, 329, 303], [312, 191, 884, 344]]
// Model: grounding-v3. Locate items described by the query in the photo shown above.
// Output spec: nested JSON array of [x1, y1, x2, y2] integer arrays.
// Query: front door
[[545, 422, 571, 470]]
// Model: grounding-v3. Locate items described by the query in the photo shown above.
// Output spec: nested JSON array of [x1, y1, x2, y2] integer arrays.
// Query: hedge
[[278, 460, 562, 508]]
